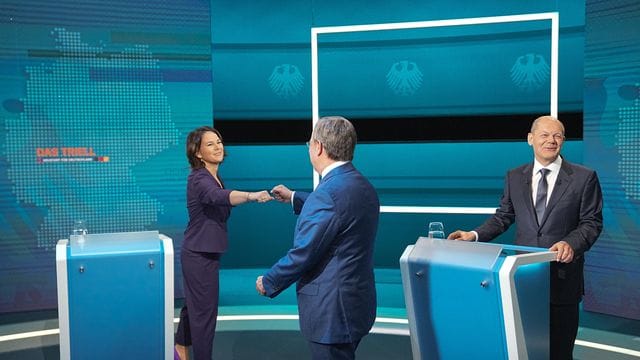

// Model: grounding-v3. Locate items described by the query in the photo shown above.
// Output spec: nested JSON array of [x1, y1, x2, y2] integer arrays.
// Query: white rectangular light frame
[[311, 12, 559, 215]]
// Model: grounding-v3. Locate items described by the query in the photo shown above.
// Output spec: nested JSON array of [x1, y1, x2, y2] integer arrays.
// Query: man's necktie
[[535, 168, 550, 223]]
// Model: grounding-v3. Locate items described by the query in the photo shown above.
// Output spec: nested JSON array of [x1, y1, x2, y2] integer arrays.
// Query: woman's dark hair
[[186, 126, 224, 169]]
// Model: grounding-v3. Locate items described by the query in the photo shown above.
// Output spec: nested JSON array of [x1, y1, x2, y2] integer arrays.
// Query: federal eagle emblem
[[510, 53, 550, 92], [269, 64, 304, 99], [386, 60, 423, 96]]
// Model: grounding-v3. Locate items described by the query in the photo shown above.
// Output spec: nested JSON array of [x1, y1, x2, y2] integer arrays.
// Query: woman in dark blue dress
[[175, 126, 272, 360]]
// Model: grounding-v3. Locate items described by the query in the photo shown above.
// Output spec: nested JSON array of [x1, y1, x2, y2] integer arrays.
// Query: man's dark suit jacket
[[262, 162, 380, 344], [475, 159, 603, 304], [183, 167, 233, 253]]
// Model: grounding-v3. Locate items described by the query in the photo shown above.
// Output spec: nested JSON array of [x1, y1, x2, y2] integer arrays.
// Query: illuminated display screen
[[0, 0, 212, 312]]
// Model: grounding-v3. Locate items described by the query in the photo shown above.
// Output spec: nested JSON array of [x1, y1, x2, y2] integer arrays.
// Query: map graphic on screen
[[5, 28, 179, 249]]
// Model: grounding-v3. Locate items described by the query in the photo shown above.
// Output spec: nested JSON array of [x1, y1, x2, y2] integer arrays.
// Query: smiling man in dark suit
[[448, 115, 603, 360], [256, 116, 380, 360]]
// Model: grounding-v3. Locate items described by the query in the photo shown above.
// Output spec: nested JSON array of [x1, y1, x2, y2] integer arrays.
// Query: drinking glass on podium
[[428, 222, 445, 239], [71, 219, 88, 244]]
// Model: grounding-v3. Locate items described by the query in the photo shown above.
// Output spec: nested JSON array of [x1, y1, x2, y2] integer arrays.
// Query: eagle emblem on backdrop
[[386, 60, 423, 96], [510, 53, 550, 92], [269, 64, 304, 99]]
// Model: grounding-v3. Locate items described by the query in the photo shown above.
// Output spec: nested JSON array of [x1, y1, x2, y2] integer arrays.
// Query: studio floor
[[1, 269, 639, 359]]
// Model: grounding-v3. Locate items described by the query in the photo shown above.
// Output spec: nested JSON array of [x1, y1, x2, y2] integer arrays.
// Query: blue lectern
[[400, 237, 556, 360], [56, 231, 174, 360]]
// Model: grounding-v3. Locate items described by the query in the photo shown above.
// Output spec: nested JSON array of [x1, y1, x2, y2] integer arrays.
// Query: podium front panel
[[56, 231, 173, 360], [401, 237, 507, 359], [400, 237, 552, 360]]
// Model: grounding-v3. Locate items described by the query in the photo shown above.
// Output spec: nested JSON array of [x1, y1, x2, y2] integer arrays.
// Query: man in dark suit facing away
[[448, 115, 603, 360], [256, 116, 380, 360]]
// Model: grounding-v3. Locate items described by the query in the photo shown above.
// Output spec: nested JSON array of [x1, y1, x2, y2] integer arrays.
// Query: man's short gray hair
[[530, 115, 565, 134], [312, 116, 357, 161]]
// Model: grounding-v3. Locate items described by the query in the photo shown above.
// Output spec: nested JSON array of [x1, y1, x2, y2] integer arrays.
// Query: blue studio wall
[[212, 1, 585, 270], [214, 0, 638, 321], [0, 0, 585, 313], [3, 0, 636, 321], [212, 0, 585, 119]]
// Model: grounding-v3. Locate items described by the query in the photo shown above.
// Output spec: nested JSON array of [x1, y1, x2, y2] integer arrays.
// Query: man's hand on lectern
[[447, 230, 476, 241], [549, 241, 574, 263]]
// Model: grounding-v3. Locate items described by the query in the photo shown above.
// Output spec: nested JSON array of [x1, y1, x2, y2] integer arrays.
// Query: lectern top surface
[[410, 237, 503, 270], [68, 230, 162, 256], [406, 237, 552, 271]]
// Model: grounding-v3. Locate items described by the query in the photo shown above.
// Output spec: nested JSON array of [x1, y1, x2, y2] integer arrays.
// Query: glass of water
[[71, 219, 88, 244], [428, 222, 445, 239], [73, 219, 87, 236]]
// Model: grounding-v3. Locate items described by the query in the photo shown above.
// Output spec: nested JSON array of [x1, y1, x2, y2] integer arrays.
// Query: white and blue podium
[[56, 231, 174, 360], [400, 237, 556, 360]]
